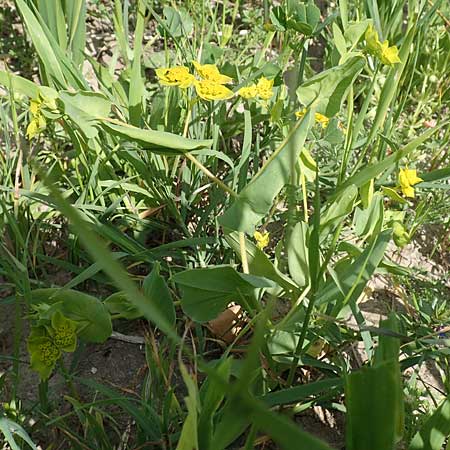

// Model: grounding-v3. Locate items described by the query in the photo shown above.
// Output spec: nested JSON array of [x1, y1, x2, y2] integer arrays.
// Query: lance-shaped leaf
[[219, 110, 314, 233], [346, 314, 404, 450], [297, 55, 366, 117], [409, 396, 450, 450], [173, 266, 274, 322], [100, 119, 213, 155], [316, 229, 391, 312], [59, 90, 111, 138]]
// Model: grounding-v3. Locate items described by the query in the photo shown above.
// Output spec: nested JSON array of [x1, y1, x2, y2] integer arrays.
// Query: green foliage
[[1, 0, 449, 448]]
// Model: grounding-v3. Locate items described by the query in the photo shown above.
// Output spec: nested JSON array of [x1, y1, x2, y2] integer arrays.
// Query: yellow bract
[[256, 77, 274, 100], [238, 84, 258, 99], [364, 24, 401, 66], [254, 230, 270, 250], [155, 66, 195, 88], [399, 168, 423, 198], [365, 24, 381, 54], [379, 41, 401, 65], [194, 80, 234, 101], [26, 115, 46, 140], [315, 113, 330, 128], [26, 97, 47, 140], [192, 61, 233, 84], [296, 109, 330, 128]]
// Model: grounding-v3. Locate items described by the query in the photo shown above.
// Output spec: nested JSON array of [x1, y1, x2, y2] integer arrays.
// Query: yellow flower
[[26, 97, 47, 140], [194, 80, 234, 101], [365, 24, 401, 66], [238, 84, 258, 99], [256, 77, 274, 100], [155, 66, 195, 88], [26, 115, 46, 140], [399, 168, 423, 198], [378, 41, 401, 66], [314, 113, 329, 128], [192, 61, 233, 84], [296, 109, 329, 128], [254, 230, 270, 250], [29, 99, 41, 116]]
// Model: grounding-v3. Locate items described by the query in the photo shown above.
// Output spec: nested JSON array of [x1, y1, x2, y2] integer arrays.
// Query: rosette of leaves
[[27, 311, 78, 380]]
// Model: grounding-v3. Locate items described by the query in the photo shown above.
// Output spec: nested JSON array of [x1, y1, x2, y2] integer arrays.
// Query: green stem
[[184, 152, 237, 198], [286, 293, 317, 386]]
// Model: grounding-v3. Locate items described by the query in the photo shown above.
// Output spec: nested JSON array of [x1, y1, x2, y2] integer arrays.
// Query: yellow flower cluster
[[26, 98, 47, 140], [156, 62, 234, 101], [26, 93, 57, 140], [155, 66, 195, 88], [238, 77, 274, 100], [398, 167, 422, 198], [295, 109, 330, 128], [365, 24, 401, 66], [254, 230, 270, 250]]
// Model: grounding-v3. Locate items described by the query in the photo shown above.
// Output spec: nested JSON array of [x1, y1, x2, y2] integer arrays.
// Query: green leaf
[[336, 125, 442, 198], [225, 232, 298, 294], [173, 266, 274, 322], [298, 147, 317, 182], [0, 418, 38, 450], [129, 0, 145, 126], [176, 363, 200, 450], [100, 119, 213, 155], [409, 397, 450, 450], [320, 184, 358, 240], [297, 56, 366, 117], [287, 221, 309, 287], [15, 0, 66, 85], [343, 20, 371, 47], [143, 262, 176, 327], [286, 0, 321, 36], [59, 90, 111, 138], [261, 377, 343, 407], [219, 111, 314, 233], [198, 358, 232, 450], [333, 22, 347, 56], [30, 288, 112, 343], [104, 292, 142, 319], [346, 315, 403, 450], [78, 377, 162, 441], [353, 192, 384, 238], [382, 186, 408, 204], [316, 229, 391, 311]]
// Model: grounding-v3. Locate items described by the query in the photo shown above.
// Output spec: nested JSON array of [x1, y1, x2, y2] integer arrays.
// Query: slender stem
[[301, 172, 308, 222], [286, 293, 317, 386], [239, 232, 249, 274], [184, 152, 237, 198]]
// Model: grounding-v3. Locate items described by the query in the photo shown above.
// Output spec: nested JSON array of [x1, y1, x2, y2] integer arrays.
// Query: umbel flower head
[[156, 61, 234, 101], [194, 80, 234, 101], [26, 92, 58, 140], [254, 230, 270, 250], [27, 328, 61, 380], [27, 310, 78, 380], [256, 77, 274, 100], [155, 66, 195, 88], [238, 77, 274, 101], [49, 310, 78, 352], [398, 167, 423, 198], [364, 24, 401, 66], [192, 61, 233, 84]]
